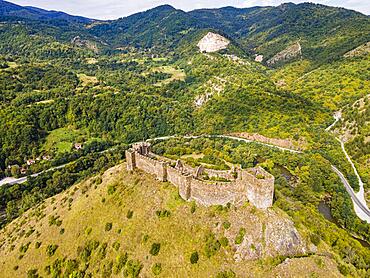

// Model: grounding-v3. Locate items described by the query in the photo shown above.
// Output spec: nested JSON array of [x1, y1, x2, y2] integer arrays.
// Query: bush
[[105, 222, 112, 231], [310, 233, 321, 246], [190, 251, 199, 264], [46, 245, 58, 257], [59, 228, 65, 235], [123, 260, 142, 278], [235, 228, 246, 244], [220, 237, 229, 247], [78, 240, 100, 262], [156, 210, 171, 218], [113, 253, 128, 274], [127, 210, 134, 219], [216, 270, 236, 278], [152, 263, 162, 275], [85, 227, 92, 236], [19, 241, 31, 253], [190, 202, 196, 214], [35, 242, 42, 249], [112, 241, 121, 251], [107, 184, 117, 195], [204, 233, 221, 258], [150, 243, 161, 256], [27, 269, 40, 278], [97, 242, 108, 260], [222, 221, 231, 229]]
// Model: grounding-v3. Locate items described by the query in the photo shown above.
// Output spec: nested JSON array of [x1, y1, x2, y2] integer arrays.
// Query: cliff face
[[229, 210, 309, 261], [197, 32, 230, 53]]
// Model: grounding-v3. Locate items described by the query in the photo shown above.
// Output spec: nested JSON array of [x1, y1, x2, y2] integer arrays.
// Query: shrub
[[142, 234, 149, 243], [19, 241, 31, 253], [204, 233, 221, 258], [190, 202, 196, 214], [48, 215, 62, 227], [150, 243, 161, 256], [127, 210, 134, 219], [112, 241, 121, 251], [220, 237, 229, 247], [27, 269, 40, 278], [105, 222, 113, 231], [222, 221, 231, 229], [85, 227, 92, 236], [78, 240, 100, 262], [64, 259, 79, 277], [123, 260, 142, 278], [95, 176, 103, 185], [156, 210, 171, 218], [97, 242, 108, 260], [310, 233, 321, 246], [190, 251, 199, 264], [152, 263, 162, 275], [59, 228, 65, 235], [35, 242, 42, 249], [13, 265, 19, 271], [113, 253, 128, 274], [216, 270, 236, 278], [107, 184, 117, 195], [235, 228, 246, 244], [46, 244, 58, 257]]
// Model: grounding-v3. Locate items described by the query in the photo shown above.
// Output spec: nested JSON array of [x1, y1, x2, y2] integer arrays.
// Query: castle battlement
[[125, 142, 274, 209]]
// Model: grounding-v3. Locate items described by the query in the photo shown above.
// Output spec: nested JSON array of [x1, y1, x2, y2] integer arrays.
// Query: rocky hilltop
[[0, 163, 336, 277], [197, 32, 230, 53]]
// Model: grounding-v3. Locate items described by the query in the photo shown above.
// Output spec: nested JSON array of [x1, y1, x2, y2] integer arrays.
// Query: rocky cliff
[[197, 32, 230, 53]]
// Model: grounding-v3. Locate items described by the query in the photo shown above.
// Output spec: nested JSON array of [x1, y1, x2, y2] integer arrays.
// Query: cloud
[[7, 0, 369, 19]]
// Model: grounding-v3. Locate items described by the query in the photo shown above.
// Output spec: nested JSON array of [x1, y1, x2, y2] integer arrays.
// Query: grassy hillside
[[0, 164, 343, 277]]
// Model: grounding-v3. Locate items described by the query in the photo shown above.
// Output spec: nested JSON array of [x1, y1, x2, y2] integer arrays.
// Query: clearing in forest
[[152, 66, 186, 86]]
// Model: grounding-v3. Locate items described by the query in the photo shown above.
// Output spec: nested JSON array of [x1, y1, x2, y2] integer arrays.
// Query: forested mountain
[[0, 1, 369, 277], [0, 0, 92, 23], [1, 1, 369, 62]]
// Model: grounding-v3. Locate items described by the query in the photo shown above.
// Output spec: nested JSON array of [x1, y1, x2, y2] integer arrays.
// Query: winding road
[[326, 113, 370, 223], [1, 129, 369, 223]]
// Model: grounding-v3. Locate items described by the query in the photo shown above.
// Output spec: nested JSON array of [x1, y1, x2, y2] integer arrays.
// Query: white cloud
[[6, 0, 369, 19]]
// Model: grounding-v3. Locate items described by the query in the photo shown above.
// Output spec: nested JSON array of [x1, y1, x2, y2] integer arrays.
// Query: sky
[[7, 0, 370, 19]]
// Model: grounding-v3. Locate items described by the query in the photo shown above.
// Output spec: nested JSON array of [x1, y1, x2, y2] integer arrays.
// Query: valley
[[0, 0, 369, 277]]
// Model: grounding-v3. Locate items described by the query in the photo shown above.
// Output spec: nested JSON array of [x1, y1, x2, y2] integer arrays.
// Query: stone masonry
[[125, 142, 274, 209]]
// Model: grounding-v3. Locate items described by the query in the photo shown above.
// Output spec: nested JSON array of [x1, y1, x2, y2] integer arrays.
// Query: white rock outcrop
[[197, 32, 230, 53], [267, 42, 302, 66]]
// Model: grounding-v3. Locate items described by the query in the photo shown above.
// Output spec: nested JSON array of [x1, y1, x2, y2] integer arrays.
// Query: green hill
[[0, 163, 344, 277]]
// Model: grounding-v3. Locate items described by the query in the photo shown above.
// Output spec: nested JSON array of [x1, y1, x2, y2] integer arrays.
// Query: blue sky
[[7, 0, 369, 19]]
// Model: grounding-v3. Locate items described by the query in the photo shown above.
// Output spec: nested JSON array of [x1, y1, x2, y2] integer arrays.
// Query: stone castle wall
[[126, 144, 274, 209], [189, 179, 245, 206]]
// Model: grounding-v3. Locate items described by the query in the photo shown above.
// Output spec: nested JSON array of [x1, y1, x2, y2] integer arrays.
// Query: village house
[[26, 159, 36, 166], [74, 143, 83, 150]]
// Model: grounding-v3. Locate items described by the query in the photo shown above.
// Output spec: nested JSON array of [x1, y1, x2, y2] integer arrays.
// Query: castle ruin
[[125, 142, 274, 209]]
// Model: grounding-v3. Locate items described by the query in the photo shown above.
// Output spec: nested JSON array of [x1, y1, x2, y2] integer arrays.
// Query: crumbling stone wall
[[126, 143, 274, 209], [189, 179, 245, 206], [241, 168, 274, 209]]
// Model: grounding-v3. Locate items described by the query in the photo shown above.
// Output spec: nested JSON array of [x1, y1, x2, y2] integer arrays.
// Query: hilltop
[[0, 163, 342, 277]]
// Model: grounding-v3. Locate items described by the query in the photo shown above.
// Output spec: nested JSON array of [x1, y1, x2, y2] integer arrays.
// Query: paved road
[[332, 165, 370, 221], [1, 133, 369, 223], [0, 164, 67, 186]]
